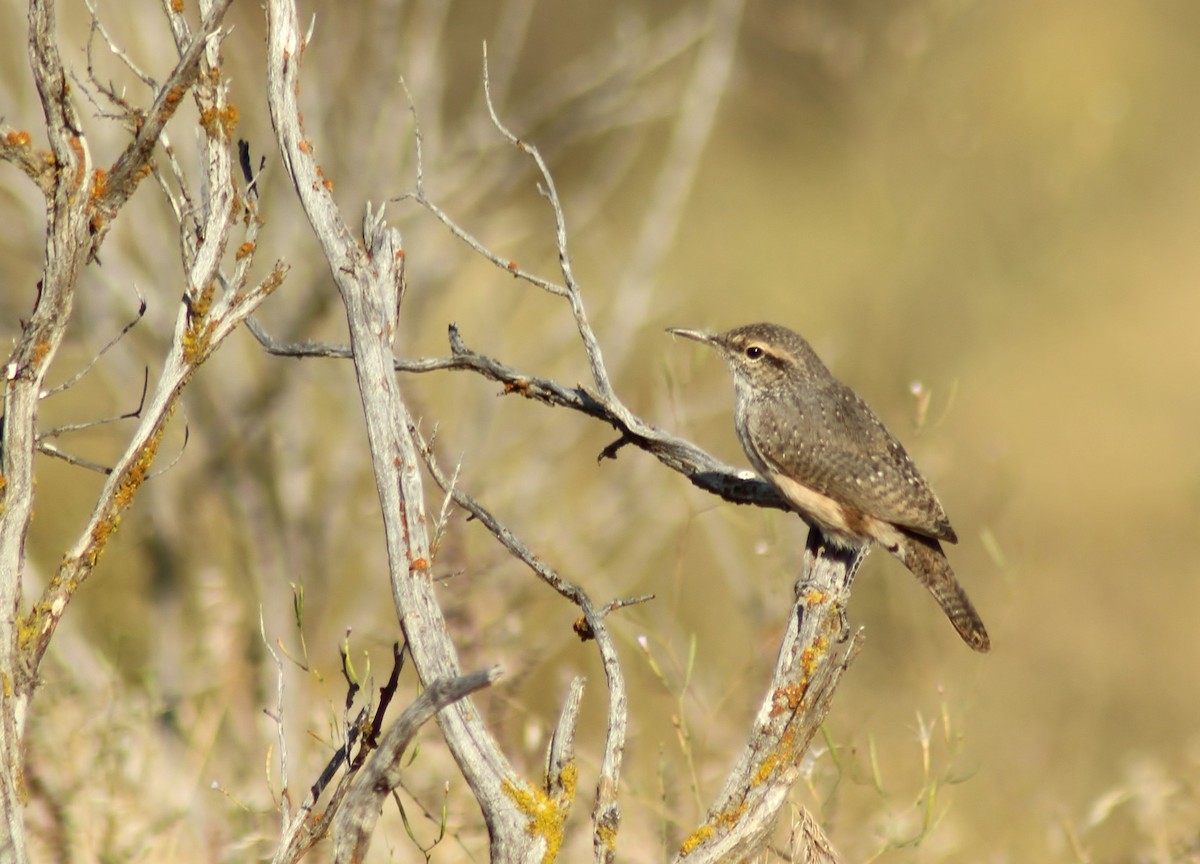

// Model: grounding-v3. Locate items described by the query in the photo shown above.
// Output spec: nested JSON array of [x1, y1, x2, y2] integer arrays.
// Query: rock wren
[[669, 322, 990, 653]]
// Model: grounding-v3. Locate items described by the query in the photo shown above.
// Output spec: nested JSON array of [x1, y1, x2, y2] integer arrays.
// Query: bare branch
[[673, 534, 865, 862], [331, 668, 501, 863], [83, 0, 156, 89], [408, 422, 631, 862], [396, 77, 569, 299], [404, 193, 570, 298], [0, 0, 102, 855], [264, 1, 551, 857]]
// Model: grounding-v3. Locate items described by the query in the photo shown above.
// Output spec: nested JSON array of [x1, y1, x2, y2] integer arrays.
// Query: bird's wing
[[747, 380, 957, 543]]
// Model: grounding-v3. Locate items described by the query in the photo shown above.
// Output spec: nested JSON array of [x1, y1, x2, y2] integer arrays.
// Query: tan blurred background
[[3, 0, 1200, 861]]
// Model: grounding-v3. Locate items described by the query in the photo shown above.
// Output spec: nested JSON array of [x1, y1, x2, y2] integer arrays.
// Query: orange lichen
[[219, 104, 239, 137], [235, 241, 255, 260], [199, 104, 238, 140], [29, 341, 52, 369], [67, 136, 87, 187], [503, 378, 532, 397], [679, 799, 750, 857], [261, 268, 285, 296], [5, 130, 32, 147], [594, 817, 618, 853], [770, 682, 808, 717], [170, 0, 184, 11], [91, 168, 109, 198], [162, 86, 187, 116], [115, 429, 163, 511], [86, 518, 117, 568]]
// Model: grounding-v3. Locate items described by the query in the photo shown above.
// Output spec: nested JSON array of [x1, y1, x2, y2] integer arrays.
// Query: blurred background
[[3, 0, 1199, 861]]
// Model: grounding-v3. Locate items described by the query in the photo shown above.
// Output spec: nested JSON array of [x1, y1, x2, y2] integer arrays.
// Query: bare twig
[[83, 0, 156, 90], [397, 77, 570, 300], [409, 423, 633, 862], [547, 676, 586, 802], [482, 44, 618, 408], [368, 642, 408, 749], [35, 365, 149, 473], [41, 291, 146, 397]]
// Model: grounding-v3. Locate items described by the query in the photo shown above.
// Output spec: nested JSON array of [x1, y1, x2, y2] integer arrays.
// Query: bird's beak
[[666, 327, 716, 345]]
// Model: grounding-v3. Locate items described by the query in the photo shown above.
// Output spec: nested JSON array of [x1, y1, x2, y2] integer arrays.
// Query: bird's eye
[[745, 345, 764, 360]]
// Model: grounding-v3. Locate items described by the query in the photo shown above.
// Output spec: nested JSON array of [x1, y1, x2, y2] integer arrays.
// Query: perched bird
[[669, 322, 990, 652]]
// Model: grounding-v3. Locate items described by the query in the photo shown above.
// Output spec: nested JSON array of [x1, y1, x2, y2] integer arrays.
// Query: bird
[[668, 322, 990, 652]]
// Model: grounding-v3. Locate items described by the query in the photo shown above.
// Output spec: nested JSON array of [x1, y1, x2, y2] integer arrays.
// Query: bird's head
[[667, 322, 826, 393]]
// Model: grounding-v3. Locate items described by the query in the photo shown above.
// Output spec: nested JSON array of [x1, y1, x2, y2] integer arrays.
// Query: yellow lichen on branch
[[501, 767, 577, 864], [678, 824, 714, 856], [182, 283, 216, 364], [751, 727, 797, 786]]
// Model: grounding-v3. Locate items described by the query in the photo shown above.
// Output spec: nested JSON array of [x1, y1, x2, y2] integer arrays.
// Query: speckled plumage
[[670, 322, 990, 653]]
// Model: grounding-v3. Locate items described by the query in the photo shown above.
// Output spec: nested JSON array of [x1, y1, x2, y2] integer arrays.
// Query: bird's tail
[[893, 532, 991, 653]]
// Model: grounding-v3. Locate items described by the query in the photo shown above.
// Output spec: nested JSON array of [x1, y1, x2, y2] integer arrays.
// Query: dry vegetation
[[3, 0, 1200, 862]]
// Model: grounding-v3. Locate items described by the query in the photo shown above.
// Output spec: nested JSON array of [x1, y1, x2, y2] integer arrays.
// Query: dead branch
[[331, 668, 502, 863], [410, 423, 635, 861], [0, 0, 97, 856], [672, 534, 865, 861], [264, 1, 559, 859], [0, 1, 275, 860]]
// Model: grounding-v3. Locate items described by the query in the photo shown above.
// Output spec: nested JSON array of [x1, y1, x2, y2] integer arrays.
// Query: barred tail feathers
[[893, 532, 991, 653]]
